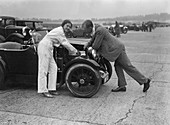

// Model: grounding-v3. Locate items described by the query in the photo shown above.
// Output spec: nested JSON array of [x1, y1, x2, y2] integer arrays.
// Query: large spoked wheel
[[65, 63, 102, 98]]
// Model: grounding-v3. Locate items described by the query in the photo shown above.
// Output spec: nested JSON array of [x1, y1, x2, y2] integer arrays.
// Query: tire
[[0, 63, 5, 90], [65, 63, 102, 98], [101, 58, 112, 84], [123, 29, 128, 34], [103, 58, 112, 80]]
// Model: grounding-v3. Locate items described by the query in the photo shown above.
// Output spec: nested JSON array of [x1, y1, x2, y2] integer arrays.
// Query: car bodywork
[[15, 19, 52, 43], [0, 16, 31, 44], [0, 38, 112, 98], [15, 19, 52, 32]]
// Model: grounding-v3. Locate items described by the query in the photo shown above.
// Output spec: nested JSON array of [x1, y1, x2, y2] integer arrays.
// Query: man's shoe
[[143, 79, 151, 92], [111, 87, 126, 92], [49, 91, 60, 96], [42, 92, 54, 98]]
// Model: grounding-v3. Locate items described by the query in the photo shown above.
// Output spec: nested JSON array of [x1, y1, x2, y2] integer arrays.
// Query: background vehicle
[[15, 19, 52, 31], [119, 24, 128, 34], [15, 19, 52, 43], [0, 38, 112, 98], [66, 24, 92, 38], [0, 16, 31, 44], [127, 23, 141, 31]]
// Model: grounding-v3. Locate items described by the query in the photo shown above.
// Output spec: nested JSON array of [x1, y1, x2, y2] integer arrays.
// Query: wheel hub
[[79, 79, 85, 84]]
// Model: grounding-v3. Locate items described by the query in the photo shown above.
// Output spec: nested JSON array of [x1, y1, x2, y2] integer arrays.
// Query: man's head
[[82, 20, 94, 35], [61, 19, 72, 33]]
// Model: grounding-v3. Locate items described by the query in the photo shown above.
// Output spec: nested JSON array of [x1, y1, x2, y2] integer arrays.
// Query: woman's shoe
[[42, 92, 54, 98]]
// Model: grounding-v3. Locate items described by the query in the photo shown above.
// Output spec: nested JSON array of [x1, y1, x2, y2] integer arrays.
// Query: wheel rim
[[66, 64, 101, 97]]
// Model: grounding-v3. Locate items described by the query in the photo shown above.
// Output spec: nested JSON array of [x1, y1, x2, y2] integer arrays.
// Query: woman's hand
[[83, 42, 89, 50]]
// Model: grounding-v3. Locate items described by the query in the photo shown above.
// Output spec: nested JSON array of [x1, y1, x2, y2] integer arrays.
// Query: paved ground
[[0, 27, 170, 125]]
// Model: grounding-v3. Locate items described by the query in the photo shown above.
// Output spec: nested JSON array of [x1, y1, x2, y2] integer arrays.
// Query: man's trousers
[[114, 49, 148, 87]]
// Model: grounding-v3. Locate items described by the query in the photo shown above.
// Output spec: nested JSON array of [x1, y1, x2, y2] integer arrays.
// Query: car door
[[4, 46, 38, 75]]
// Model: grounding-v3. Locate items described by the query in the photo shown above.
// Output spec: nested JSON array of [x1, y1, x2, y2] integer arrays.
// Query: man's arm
[[92, 28, 104, 50]]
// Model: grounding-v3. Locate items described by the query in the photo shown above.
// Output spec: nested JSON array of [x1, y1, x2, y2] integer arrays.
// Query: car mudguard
[[5, 33, 24, 41], [64, 56, 100, 71]]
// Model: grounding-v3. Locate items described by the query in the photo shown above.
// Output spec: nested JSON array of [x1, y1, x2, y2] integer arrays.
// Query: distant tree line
[[21, 13, 170, 23], [92, 13, 170, 22]]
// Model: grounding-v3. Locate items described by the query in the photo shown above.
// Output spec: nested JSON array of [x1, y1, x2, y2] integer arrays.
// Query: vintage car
[[15, 19, 53, 43], [0, 16, 31, 44], [15, 19, 52, 32], [0, 38, 112, 98], [119, 24, 128, 34], [66, 27, 92, 38], [127, 23, 141, 31], [111, 24, 128, 34]]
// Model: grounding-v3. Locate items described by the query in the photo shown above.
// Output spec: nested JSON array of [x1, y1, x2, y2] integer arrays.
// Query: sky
[[0, 0, 170, 19]]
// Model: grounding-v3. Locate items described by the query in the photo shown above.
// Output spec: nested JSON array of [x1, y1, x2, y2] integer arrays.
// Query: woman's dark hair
[[61, 19, 72, 28], [82, 20, 93, 29]]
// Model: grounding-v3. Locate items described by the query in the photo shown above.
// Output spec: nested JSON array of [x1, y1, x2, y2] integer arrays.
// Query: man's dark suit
[[89, 26, 148, 87]]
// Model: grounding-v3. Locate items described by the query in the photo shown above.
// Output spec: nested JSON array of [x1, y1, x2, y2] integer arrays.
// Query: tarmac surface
[[0, 27, 170, 125]]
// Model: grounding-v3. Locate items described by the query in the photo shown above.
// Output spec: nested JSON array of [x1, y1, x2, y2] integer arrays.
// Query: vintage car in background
[[111, 24, 128, 34], [103, 23, 128, 37], [103, 25, 116, 36], [15, 19, 53, 43], [66, 27, 92, 38], [126, 23, 141, 31], [0, 16, 31, 44], [15, 19, 52, 32], [119, 24, 128, 34], [0, 38, 112, 98]]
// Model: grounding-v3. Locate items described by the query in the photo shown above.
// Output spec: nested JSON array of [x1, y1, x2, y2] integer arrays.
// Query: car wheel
[[102, 58, 112, 84], [0, 64, 5, 90], [104, 59, 112, 81], [123, 29, 128, 34], [65, 63, 102, 98]]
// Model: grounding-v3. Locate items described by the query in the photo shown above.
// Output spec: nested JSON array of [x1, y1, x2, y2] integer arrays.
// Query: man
[[115, 21, 121, 37], [83, 20, 151, 92]]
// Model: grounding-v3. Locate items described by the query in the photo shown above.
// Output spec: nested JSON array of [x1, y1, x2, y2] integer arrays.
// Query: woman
[[83, 20, 151, 93], [37, 20, 79, 98]]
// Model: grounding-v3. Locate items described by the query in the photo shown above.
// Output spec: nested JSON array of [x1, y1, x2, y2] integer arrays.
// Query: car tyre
[[102, 58, 112, 84], [65, 63, 102, 98]]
